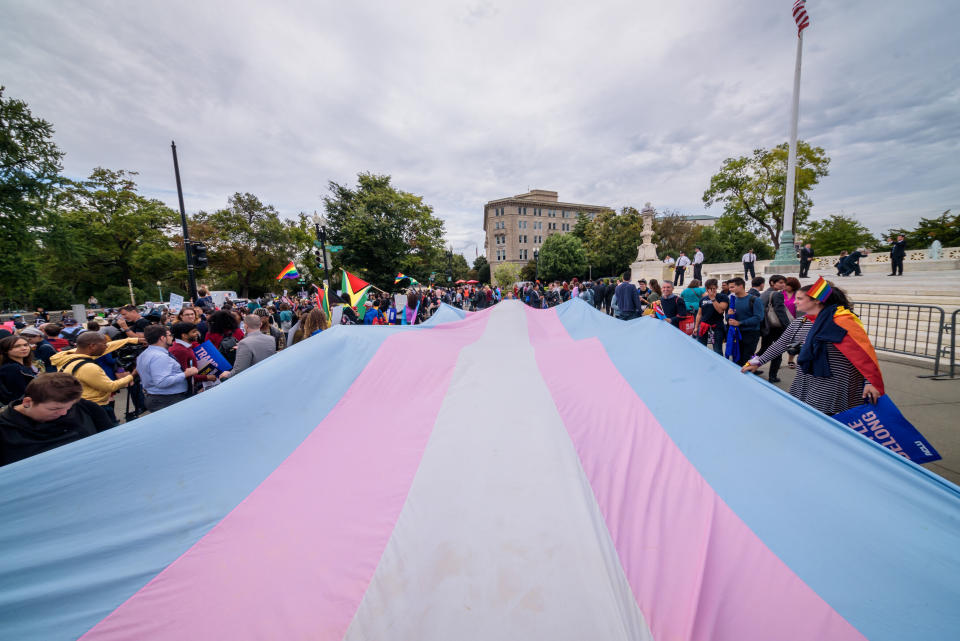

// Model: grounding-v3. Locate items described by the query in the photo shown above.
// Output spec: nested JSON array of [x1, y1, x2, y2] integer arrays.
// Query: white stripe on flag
[[793, 0, 810, 34]]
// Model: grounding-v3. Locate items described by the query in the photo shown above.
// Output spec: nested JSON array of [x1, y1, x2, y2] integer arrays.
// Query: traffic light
[[193, 242, 208, 269], [314, 248, 324, 269]]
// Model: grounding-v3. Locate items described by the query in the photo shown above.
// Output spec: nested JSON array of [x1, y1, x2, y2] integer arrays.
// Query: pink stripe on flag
[[524, 307, 865, 641], [81, 314, 489, 641]]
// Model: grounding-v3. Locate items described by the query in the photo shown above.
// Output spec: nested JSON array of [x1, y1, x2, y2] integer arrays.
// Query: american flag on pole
[[793, 0, 810, 35]]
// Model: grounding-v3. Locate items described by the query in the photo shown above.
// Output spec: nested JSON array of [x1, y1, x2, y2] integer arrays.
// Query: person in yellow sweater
[[51, 332, 141, 407]]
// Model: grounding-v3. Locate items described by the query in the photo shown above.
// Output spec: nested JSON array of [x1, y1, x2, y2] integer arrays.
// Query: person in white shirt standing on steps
[[693, 246, 704, 282], [742, 249, 757, 280], [674, 251, 691, 286]]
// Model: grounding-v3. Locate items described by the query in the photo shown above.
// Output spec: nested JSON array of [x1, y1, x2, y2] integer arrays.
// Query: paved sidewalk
[[766, 357, 960, 485]]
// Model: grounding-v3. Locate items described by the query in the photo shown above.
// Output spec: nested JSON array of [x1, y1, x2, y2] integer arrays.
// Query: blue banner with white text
[[833, 395, 940, 464]]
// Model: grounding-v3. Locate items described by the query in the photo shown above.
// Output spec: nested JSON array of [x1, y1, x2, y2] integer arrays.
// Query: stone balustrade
[[691, 246, 960, 281]]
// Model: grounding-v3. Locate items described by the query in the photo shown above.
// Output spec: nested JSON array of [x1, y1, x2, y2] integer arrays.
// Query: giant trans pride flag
[[1, 301, 958, 640]]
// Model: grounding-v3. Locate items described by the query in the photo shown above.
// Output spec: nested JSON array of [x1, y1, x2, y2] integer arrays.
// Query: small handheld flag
[[276, 261, 299, 280], [808, 277, 832, 303]]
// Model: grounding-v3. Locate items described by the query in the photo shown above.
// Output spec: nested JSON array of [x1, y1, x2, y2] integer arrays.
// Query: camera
[[113, 343, 147, 370], [786, 341, 803, 356]]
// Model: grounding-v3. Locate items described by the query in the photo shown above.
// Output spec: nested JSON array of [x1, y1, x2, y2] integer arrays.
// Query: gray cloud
[[2, 0, 957, 258]]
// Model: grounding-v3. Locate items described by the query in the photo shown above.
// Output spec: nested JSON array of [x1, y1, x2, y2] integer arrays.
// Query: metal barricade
[[851, 302, 947, 377], [934, 309, 959, 379]]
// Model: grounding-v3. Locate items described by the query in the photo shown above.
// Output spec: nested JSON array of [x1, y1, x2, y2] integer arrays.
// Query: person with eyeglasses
[[135, 325, 198, 413]]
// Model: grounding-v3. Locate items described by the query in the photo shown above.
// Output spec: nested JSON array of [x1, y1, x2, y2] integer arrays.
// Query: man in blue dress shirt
[[135, 325, 198, 413]]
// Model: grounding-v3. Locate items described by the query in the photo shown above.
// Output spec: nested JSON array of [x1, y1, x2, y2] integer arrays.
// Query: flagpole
[[770, 30, 803, 271]]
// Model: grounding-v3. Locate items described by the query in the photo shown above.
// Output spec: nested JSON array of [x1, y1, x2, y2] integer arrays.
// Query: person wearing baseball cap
[[19, 326, 57, 372]]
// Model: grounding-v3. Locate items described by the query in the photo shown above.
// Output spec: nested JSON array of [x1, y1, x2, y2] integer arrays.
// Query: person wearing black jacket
[[759, 275, 792, 383], [0, 373, 114, 467], [592, 281, 605, 310], [889, 235, 906, 276], [603, 279, 615, 315], [799, 243, 814, 278], [658, 282, 687, 327], [0, 335, 38, 406]]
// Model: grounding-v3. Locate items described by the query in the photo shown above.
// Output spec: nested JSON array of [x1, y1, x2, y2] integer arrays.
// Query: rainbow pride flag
[[1, 300, 957, 640], [275, 261, 299, 280], [809, 276, 832, 302]]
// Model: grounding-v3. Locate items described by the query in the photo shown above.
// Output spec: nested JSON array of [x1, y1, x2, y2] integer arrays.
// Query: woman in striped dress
[[741, 283, 881, 416]]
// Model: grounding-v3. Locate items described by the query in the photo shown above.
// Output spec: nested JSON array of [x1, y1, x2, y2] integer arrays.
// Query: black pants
[[738, 331, 761, 366], [891, 256, 904, 275], [744, 262, 755, 280], [841, 262, 861, 276], [799, 259, 811, 278], [693, 263, 702, 281], [760, 327, 785, 379], [674, 266, 685, 286], [144, 391, 190, 413], [698, 325, 725, 355]]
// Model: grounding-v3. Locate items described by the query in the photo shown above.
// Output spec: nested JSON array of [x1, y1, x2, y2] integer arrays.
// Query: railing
[[933, 309, 959, 380], [851, 302, 947, 377]]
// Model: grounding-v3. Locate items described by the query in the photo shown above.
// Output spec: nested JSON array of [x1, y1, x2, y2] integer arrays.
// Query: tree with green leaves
[[696, 214, 774, 263], [49, 168, 182, 297], [493, 263, 520, 288], [0, 87, 65, 307], [582, 207, 642, 277], [571, 212, 591, 240], [519, 259, 537, 282], [703, 141, 830, 249], [323, 173, 446, 290], [538, 233, 587, 282], [802, 215, 878, 255], [472, 255, 488, 272], [886, 210, 958, 250], [653, 209, 702, 258], [193, 192, 310, 298]]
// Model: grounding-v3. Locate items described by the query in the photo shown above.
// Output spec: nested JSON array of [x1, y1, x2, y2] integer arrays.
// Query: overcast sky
[[3, 0, 958, 257]]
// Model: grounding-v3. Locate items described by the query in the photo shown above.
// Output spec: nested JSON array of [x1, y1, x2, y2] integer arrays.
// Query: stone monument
[[628, 203, 666, 282]]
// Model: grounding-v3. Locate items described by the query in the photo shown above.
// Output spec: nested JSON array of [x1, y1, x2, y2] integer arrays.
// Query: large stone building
[[483, 189, 610, 271]]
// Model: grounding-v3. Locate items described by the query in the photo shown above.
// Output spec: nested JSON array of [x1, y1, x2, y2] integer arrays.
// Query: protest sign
[[192, 340, 233, 373], [168, 293, 184, 313], [833, 396, 941, 464], [71, 305, 87, 323]]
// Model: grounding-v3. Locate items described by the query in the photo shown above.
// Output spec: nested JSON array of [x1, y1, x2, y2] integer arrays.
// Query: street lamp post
[[534, 250, 539, 280], [170, 141, 198, 301], [157, 281, 163, 302], [312, 213, 331, 290]]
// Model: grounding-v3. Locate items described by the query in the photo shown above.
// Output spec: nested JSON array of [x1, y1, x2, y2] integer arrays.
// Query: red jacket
[[168, 342, 206, 385]]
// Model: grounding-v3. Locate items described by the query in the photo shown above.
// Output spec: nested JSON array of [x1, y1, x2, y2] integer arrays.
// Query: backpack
[[218, 336, 238, 365], [59, 356, 98, 378]]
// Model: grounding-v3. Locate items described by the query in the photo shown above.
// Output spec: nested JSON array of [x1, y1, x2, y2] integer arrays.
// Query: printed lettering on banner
[[832, 396, 940, 464]]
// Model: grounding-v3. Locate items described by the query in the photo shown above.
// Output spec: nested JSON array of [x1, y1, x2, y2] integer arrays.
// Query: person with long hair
[[647, 279, 662, 302], [405, 291, 421, 325], [742, 281, 883, 415], [292, 308, 327, 344], [782, 277, 801, 369], [206, 310, 244, 349], [0, 335, 38, 404]]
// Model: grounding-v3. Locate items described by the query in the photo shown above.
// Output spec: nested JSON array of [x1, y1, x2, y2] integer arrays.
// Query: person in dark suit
[[799, 243, 814, 278], [593, 280, 605, 310], [889, 235, 906, 276], [603, 279, 615, 315]]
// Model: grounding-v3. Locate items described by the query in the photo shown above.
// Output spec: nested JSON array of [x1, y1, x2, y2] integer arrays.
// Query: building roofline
[[484, 198, 611, 210]]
